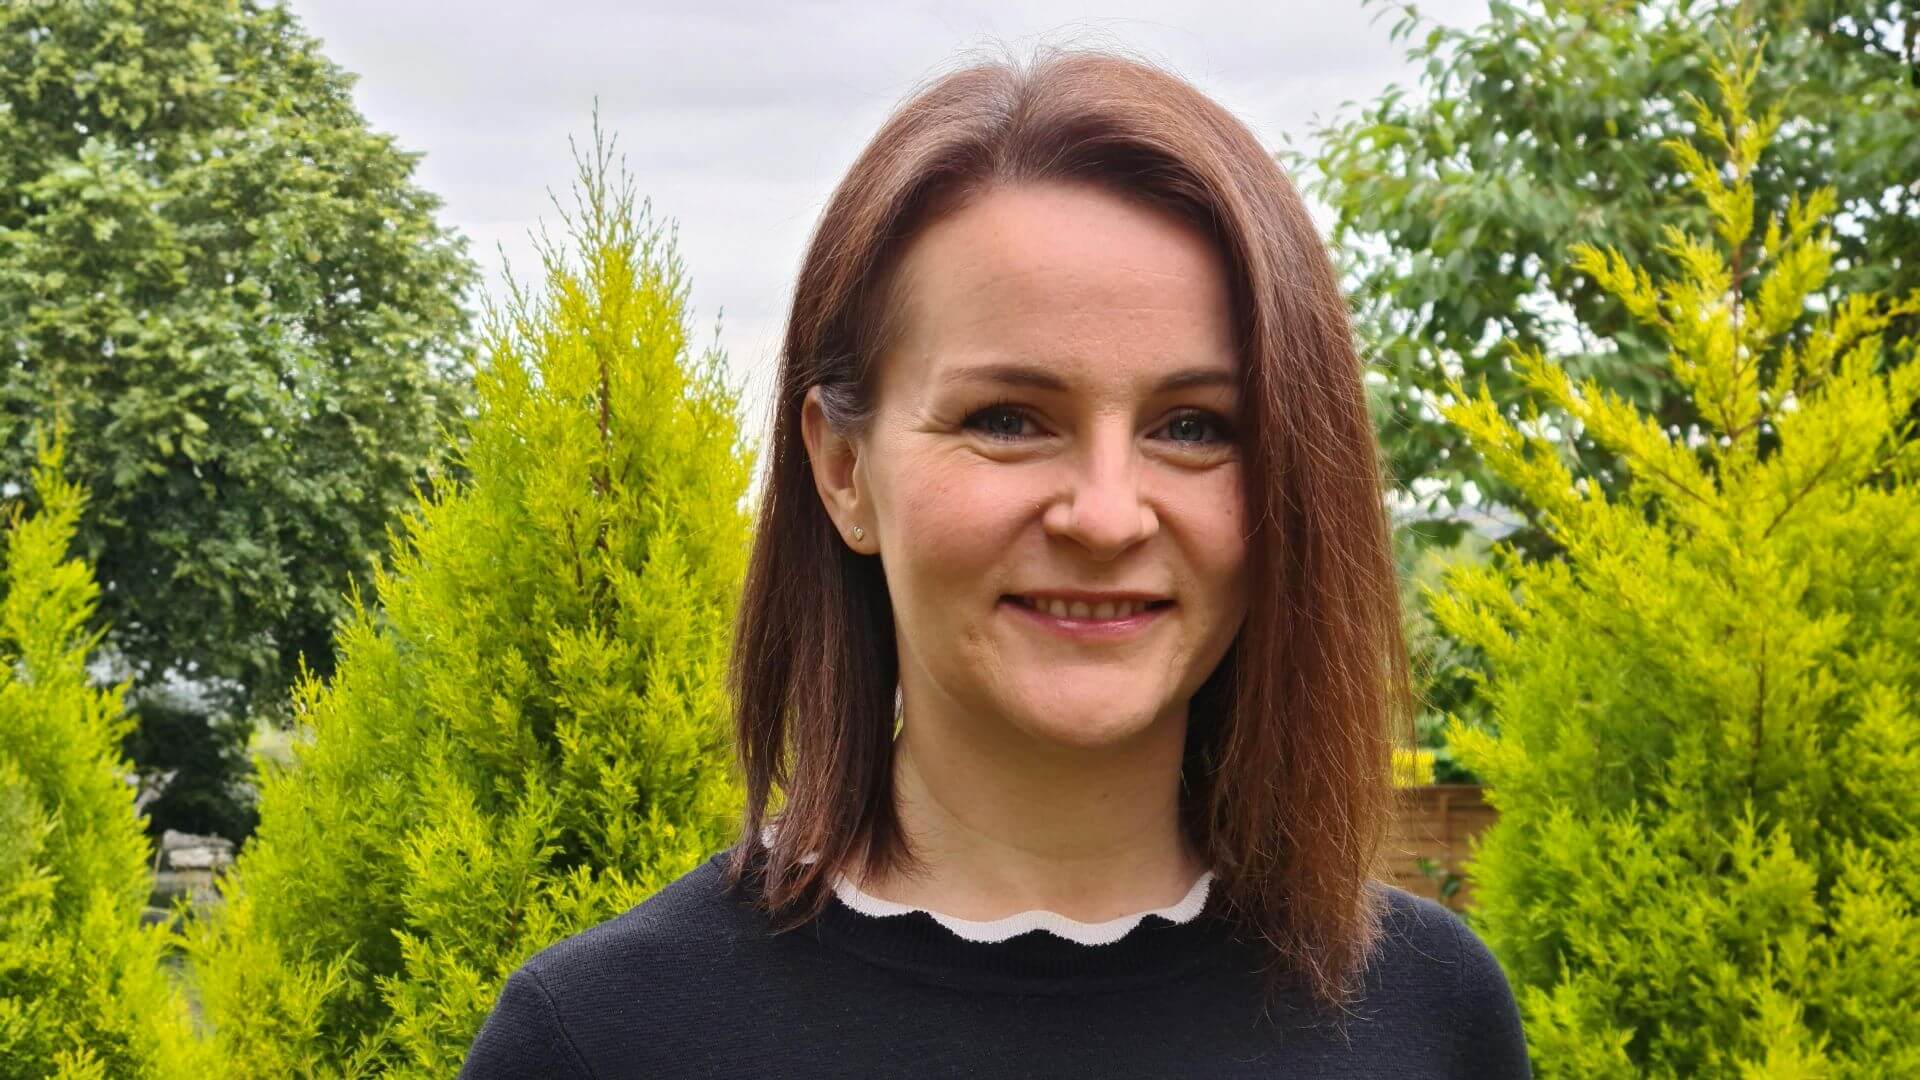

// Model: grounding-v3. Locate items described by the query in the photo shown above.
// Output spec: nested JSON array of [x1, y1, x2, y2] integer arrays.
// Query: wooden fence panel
[[1383, 784, 1497, 911]]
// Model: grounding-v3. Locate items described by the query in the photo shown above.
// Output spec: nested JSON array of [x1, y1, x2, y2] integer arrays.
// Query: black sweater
[[460, 844, 1531, 1078]]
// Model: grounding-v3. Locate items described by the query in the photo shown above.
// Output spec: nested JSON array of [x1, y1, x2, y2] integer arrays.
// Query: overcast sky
[[288, 1, 1490, 442]]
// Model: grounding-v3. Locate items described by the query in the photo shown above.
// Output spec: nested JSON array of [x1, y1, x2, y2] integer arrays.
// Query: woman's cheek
[[896, 453, 1027, 559]]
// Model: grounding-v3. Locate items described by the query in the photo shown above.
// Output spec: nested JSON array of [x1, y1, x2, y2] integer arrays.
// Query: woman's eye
[[960, 405, 1234, 448], [1158, 411, 1234, 447], [962, 404, 1034, 440]]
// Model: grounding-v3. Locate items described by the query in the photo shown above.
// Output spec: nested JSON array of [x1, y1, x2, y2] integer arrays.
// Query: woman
[[463, 44, 1529, 1078]]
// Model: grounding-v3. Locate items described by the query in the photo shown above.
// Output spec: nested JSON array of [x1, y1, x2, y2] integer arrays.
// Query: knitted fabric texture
[[459, 842, 1533, 1078]]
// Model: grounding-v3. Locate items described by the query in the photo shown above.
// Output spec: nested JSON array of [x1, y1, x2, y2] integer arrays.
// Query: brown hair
[[724, 41, 1413, 1017]]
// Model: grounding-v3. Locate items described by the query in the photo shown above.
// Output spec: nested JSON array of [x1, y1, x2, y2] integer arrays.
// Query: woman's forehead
[[880, 184, 1237, 391], [897, 182, 1228, 311]]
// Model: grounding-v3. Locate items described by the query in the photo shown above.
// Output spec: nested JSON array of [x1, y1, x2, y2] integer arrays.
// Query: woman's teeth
[[1015, 597, 1157, 619]]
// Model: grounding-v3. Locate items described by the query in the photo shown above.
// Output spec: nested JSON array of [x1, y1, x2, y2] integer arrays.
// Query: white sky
[[289, 1, 1490, 446]]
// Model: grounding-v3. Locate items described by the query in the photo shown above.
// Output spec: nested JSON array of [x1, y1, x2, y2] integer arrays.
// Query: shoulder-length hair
[[724, 42, 1412, 1015]]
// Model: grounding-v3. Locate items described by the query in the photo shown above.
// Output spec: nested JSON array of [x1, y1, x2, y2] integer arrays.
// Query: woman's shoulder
[[1371, 881, 1471, 950], [460, 848, 772, 1078], [1356, 882, 1530, 1072], [520, 848, 760, 985], [1361, 881, 1512, 996]]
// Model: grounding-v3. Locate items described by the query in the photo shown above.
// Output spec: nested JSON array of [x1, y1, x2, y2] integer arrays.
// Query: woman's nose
[[1041, 427, 1160, 560]]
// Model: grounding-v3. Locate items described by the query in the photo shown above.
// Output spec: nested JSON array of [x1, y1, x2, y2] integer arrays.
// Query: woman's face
[[804, 179, 1249, 753]]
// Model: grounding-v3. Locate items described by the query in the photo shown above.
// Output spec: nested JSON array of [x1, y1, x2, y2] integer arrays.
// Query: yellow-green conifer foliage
[[1431, 44, 1920, 1078], [185, 129, 754, 1076], [0, 437, 211, 1079]]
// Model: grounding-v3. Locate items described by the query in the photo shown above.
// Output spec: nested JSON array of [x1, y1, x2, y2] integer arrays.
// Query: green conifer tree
[[1430, 40, 1920, 1077], [184, 124, 754, 1076], [0, 433, 213, 1079]]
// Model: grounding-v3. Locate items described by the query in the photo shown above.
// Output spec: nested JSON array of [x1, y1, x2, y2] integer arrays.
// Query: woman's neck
[[849, 705, 1208, 923]]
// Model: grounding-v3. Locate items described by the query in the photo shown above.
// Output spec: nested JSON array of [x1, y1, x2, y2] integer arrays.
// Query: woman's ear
[[800, 386, 872, 552]]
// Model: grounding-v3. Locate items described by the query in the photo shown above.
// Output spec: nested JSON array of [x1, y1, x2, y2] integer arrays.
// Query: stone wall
[[144, 829, 232, 927]]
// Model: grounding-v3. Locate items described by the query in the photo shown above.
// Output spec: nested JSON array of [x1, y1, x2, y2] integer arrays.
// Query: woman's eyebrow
[[942, 363, 1237, 394]]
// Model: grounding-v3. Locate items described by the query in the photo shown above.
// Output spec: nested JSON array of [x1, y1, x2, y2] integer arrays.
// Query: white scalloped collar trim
[[830, 866, 1216, 946], [759, 824, 1216, 946]]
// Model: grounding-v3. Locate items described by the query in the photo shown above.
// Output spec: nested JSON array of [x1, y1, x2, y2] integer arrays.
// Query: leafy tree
[[0, 0, 477, 841], [1302, 0, 1920, 557], [184, 126, 753, 1076], [1432, 45, 1920, 1076], [0, 433, 213, 1080]]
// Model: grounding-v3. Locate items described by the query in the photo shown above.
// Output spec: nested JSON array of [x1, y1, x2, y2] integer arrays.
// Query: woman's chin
[[1003, 691, 1173, 750]]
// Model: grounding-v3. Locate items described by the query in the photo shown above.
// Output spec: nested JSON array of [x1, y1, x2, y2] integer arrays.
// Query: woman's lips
[[999, 596, 1171, 640]]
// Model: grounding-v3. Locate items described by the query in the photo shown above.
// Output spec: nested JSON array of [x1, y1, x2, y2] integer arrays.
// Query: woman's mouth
[[1005, 595, 1169, 619], [999, 595, 1173, 639]]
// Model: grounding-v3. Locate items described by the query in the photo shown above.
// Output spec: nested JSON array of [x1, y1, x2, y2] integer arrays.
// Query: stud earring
[[851, 526, 865, 543]]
